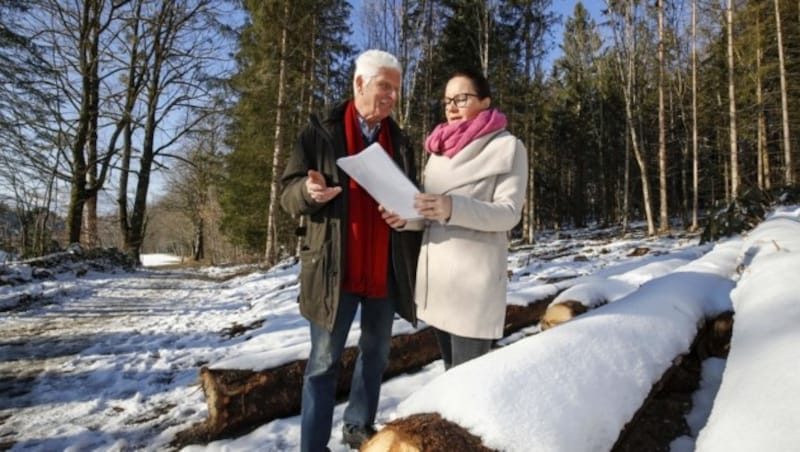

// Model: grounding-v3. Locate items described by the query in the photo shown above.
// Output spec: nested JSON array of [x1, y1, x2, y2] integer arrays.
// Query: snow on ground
[[1, 209, 799, 451], [140, 254, 184, 267]]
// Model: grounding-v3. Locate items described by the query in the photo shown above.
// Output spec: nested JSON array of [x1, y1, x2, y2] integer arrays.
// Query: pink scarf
[[424, 108, 508, 158]]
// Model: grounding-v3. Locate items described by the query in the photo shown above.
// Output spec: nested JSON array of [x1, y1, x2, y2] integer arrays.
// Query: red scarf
[[342, 100, 394, 298]]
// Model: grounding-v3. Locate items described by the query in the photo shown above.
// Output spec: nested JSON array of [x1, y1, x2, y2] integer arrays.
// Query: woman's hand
[[379, 205, 407, 229], [414, 193, 452, 222]]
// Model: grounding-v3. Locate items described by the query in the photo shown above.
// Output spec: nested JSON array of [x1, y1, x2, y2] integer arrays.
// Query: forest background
[[0, 0, 798, 265]]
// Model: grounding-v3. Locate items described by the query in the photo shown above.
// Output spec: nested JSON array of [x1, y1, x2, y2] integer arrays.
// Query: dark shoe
[[341, 424, 377, 450]]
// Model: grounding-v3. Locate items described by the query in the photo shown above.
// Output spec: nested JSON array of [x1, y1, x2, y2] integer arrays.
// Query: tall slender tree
[[726, 0, 740, 199], [657, 0, 668, 232], [774, 0, 793, 185], [608, 0, 656, 235], [553, 3, 603, 226], [222, 0, 353, 259], [263, 0, 290, 263], [691, 0, 699, 230]]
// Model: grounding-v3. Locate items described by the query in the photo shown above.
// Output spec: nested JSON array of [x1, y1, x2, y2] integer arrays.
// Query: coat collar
[[424, 130, 517, 194]]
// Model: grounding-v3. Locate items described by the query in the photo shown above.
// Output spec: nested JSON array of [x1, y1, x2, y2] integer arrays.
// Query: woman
[[384, 68, 528, 370]]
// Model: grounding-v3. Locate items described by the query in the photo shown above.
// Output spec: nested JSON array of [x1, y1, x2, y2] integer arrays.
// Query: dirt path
[[0, 269, 228, 450]]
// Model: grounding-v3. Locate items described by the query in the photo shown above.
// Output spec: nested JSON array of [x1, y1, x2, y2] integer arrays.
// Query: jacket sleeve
[[447, 138, 528, 232], [280, 124, 325, 217]]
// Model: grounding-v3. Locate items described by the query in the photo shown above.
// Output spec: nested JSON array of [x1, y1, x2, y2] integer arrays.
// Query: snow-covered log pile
[[695, 212, 800, 452], [0, 245, 138, 311], [370, 241, 738, 452], [540, 249, 705, 330], [0, 244, 136, 286]]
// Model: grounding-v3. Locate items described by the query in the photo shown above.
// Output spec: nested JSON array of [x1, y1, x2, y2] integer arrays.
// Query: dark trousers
[[433, 327, 493, 371]]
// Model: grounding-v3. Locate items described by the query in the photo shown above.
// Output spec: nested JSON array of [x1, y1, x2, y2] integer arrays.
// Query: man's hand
[[379, 205, 407, 229], [414, 193, 452, 222], [305, 170, 342, 203]]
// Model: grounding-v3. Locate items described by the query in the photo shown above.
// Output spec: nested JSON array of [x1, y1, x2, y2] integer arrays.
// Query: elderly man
[[280, 49, 421, 452]]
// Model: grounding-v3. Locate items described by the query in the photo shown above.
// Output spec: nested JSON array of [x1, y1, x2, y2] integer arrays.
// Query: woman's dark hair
[[450, 68, 491, 99]]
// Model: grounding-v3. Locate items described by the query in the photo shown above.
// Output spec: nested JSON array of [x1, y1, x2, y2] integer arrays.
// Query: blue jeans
[[300, 291, 396, 452]]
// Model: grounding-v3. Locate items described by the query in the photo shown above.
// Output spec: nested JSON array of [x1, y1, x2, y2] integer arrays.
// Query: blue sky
[[347, 0, 605, 70], [547, 0, 605, 68]]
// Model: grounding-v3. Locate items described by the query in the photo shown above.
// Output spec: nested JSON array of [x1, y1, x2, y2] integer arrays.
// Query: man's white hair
[[353, 49, 401, 91]]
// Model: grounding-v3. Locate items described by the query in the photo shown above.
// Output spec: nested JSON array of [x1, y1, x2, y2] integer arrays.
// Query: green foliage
[[220, 0, 354, 255], [701, 184, 800, 244], [700, 188, 771, 244], [201, 0, 800, 254]]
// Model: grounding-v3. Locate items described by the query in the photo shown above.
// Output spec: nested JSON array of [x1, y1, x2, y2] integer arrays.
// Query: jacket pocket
[[299, 240, 336, 322], [299, 243, 328, 299]]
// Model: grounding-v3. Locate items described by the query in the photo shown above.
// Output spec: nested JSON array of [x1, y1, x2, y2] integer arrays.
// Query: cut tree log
[[611, 311, 734, 451], [360, 413, 496, 452], [539, 299, 589, 330], [172, 297, 553, 447]]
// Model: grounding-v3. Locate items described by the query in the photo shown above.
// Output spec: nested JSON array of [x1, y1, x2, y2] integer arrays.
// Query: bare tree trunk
[[84, 197, 98, 247], [39, 159, 60, 254], [614, 0, 655, 235], [478, 0, 490, 76], [193, 220, 204, 261], [65, 0, 102, 245], [657, 0, 668, 232], [623, 125, 630, 232], [264, 0, 290, 264], [756, 13, 770, 191], [118, 115, 134, 249], [419, 2, 435, 184], [774, 0, 793, 186], [84, 29, 101, 249], [726, 0, 739, 199], [691, 0, 699, 231]]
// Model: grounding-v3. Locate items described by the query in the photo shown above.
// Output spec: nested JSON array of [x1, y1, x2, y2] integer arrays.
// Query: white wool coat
[[415, 129, 528, 339]]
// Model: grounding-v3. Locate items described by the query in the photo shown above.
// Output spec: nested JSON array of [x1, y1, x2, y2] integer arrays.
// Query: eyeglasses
[[441, 93, 479, 108]]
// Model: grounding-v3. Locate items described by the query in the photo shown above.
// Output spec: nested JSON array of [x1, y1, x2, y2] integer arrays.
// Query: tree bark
[[727, 0, 740, 199], [264, 0, 290, 265], [657, 0, 668, 233], [774, 0, 793, 186], [362, 413, 496, 452], [756, 13, 771, 191], [691, 0, 699, 231], [614, 0, 655, 235]]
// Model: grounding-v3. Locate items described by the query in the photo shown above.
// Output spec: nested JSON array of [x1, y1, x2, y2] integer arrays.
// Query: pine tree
[[221, 0, 354, 260]]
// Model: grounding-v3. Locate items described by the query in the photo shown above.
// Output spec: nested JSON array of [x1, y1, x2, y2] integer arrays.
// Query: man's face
[[354, 67, 401, 127]]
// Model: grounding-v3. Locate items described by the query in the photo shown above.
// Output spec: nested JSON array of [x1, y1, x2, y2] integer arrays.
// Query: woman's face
[[442, 76, 490, 124]]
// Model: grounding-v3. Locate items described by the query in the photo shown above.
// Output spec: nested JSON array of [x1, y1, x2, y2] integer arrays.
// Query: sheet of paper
[[336, 142, 421, 220]]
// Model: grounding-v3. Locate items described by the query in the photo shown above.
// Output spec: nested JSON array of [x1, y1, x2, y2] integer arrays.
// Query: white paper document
[[336, 142, 421, 220]]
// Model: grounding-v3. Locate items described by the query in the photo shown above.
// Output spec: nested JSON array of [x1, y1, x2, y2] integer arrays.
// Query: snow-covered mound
[[696, 207, 800, 452]]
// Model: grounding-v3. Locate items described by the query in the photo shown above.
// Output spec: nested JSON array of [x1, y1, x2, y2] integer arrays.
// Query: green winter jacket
[[279, 101, 422, 332]]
